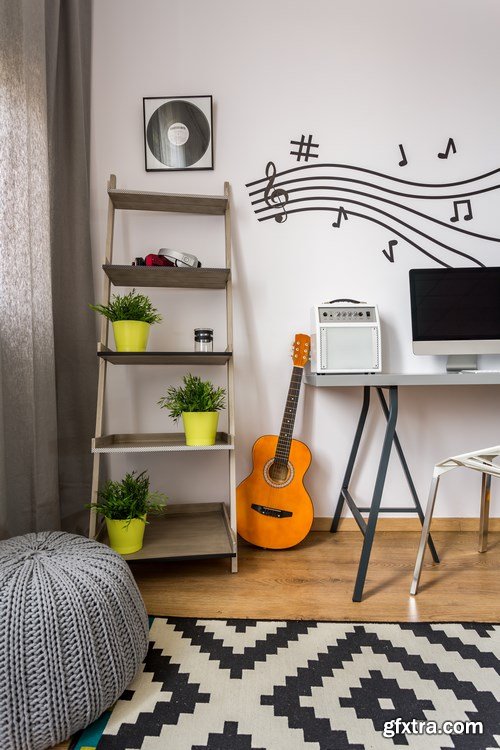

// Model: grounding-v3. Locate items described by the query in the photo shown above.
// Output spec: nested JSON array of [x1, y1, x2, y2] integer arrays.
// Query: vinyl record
[[146, 99, 211, 168]]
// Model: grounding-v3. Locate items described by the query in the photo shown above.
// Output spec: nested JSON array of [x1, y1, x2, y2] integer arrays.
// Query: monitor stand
[[446, 354, 478, 372]]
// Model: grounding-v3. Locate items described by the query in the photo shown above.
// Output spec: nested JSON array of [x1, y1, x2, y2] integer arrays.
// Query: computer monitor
[[409, 266, 500, 372]]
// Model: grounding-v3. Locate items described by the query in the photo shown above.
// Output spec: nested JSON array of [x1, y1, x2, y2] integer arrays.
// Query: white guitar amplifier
[[310, 301, 382, 374]]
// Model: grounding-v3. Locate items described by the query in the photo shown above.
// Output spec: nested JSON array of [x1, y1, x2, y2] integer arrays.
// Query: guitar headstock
[[291, 333, 310, 368]]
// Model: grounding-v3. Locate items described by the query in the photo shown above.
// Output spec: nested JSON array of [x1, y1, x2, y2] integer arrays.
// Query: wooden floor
[[132, 529, 500, 621], [53, 529, 499, 749]]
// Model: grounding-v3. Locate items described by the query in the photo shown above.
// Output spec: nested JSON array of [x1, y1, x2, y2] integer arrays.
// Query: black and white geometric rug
[[73, 617, 500, 750]]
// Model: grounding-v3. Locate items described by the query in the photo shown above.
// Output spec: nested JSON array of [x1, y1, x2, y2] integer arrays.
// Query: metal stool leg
[[410, 473, 441, 595], [479, 472, 491, 553]]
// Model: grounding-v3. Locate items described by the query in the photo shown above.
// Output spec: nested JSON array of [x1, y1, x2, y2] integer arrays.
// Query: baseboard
[[312, 517, 500, 532]]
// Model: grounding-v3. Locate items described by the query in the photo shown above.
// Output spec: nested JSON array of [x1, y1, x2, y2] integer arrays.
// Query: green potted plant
[[158, 373, 226, 446], [87, 470, 167, 554], [89, 289, 162, 352]]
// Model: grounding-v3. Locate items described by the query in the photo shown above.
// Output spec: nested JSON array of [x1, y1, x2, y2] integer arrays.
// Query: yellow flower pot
[[106, 515, 146, 555], [112, 321, 150, 352], [182, 412, 219, 446]]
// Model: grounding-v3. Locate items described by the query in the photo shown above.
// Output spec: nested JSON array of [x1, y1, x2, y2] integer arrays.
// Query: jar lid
[[194, 328, 213, 340]]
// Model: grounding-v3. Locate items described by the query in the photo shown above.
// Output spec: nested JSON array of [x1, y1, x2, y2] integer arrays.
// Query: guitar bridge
[[251, 503, 293, 519]]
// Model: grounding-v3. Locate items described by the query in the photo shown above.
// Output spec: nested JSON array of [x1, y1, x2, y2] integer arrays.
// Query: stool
[[410, 445, 497, 595], [0, 531, 149, 750]]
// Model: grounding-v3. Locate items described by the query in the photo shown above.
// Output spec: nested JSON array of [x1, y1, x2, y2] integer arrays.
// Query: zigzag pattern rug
[[73, 617, 500, 750]]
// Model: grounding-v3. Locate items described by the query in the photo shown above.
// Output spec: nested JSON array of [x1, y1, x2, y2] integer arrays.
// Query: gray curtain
[[0, 0, 96, 538]]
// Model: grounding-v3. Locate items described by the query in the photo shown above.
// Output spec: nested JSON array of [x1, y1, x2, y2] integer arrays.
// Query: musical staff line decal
[[251, 181, 494, 241], [245, 160, 500, 268]]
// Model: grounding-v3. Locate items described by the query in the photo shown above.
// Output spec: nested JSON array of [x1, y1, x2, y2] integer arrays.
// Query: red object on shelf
[[145, 253, 175, 267]]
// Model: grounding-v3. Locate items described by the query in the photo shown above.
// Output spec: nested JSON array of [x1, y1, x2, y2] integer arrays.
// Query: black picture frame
[[143, 95, 213, 172]]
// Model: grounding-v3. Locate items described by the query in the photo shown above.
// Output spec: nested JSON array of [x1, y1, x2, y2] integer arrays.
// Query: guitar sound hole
[[268, 461, 290, 485], [263, 459, 295, 489]]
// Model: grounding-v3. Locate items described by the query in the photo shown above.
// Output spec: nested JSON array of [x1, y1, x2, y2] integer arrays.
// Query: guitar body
[[237, 434, 314, 549]]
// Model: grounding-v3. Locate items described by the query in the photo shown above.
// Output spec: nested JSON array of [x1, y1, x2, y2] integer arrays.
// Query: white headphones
[[158, 248, 201, 268]]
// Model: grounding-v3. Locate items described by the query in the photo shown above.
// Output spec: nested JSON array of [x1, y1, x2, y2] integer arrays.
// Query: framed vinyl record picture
[[143, 95, 213, 171]]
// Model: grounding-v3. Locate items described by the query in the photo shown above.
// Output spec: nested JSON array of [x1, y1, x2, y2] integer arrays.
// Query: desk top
[[304, 371, 500, 387]]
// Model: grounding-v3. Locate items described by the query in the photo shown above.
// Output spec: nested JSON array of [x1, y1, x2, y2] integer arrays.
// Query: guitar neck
[[274, 366, 304, 464]]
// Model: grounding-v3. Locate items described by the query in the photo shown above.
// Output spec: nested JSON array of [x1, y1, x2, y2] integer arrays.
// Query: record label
[[144, 97, 212, 169], [168, 123, 189, 147]]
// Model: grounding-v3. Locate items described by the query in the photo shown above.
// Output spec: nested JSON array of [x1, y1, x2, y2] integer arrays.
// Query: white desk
[[305, 371, 500, 387], [304, 371, 500, 601]]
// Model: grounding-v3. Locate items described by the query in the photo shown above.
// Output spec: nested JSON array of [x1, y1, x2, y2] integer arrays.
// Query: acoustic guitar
[[236, 333, 314, 549]]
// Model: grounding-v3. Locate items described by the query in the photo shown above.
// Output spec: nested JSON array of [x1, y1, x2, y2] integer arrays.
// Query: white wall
[[90, 0, 500, 518]]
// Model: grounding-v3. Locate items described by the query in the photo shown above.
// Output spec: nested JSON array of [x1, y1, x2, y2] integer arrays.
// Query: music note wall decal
[[263, 161, 289, 223], [398, 144, 408, 167], [332, 207, 348, 228], [450, 199, 473, 223], [438, 137, 457, 159], [382, 239, 398, 263], [290, 134, 319, 162]]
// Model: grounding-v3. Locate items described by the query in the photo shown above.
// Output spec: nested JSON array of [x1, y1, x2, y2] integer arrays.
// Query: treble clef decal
[[263, 161, 289, 223]]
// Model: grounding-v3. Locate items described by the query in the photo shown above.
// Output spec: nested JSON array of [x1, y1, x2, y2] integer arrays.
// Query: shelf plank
[[97, 350, 232, 365], [92, 432, 234, 453], [102, 265, 230, 289], [97, 503, 236, 562], [108, 188, 227, 215]]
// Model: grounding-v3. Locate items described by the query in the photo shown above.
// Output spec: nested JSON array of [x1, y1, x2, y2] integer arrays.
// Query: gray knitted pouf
[[0, 531, 149, 750]]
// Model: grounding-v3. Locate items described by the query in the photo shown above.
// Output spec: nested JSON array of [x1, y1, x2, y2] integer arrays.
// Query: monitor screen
[[409, 267, 500, 369]]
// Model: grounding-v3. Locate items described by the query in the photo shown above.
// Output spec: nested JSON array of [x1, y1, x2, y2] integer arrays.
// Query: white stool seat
[[410, 445, 498, 595]]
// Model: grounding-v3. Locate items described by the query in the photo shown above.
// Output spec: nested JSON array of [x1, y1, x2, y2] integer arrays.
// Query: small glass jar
[[194, 328, 214, 352]]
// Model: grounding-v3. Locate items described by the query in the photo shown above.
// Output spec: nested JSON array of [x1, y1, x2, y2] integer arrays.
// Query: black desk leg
[[376, 388, 439, 564], [353, 386, 399, 602], [331, 386, 371, 533]]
